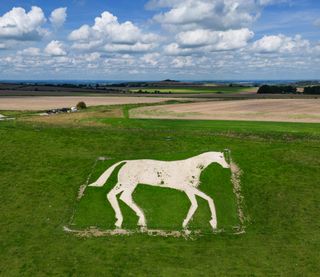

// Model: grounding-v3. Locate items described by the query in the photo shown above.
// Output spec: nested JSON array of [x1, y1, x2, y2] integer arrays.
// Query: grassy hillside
[[0, 113, 319, 275]]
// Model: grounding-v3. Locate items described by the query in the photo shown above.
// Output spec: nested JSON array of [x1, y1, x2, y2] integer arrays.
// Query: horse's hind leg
[[120, 185, 147, 228], [107, 183, 125, 228], [183, 190, 198, 229]]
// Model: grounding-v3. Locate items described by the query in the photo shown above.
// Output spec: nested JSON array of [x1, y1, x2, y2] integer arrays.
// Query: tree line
[[257, 85, 320, 95], [304, 86, 320, 95]]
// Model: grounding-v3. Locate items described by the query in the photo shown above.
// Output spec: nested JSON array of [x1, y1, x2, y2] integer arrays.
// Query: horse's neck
[[193, 154, 214, 168]]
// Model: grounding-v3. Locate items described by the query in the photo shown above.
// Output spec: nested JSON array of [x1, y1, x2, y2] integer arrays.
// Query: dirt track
[[0, 96, 182, 111], [131, 99, 320, 123]]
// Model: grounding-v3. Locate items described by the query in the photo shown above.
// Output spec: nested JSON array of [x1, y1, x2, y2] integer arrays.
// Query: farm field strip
[[131, 99, 320, 123], [0, 96, 192, 110]]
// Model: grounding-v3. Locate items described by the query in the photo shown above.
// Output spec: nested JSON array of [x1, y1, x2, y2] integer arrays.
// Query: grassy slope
[[0, 115, 320, 276]]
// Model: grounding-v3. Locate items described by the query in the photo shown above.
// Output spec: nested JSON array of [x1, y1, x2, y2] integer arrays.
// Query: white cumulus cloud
[[164, 28, 253, 56], [171, 56, 193, 68], [18, 47, 41, 56], [164, 43, 194, 56], [176, 28, 254, 50], [45, 40, 67, 56], [258, 0, 288, 5], [50, 7, 67, 29], [141, 53, 160, 66], [252, 34, 310, 53], [0, 6, 46, 40], [148, 0, 290, 32], [150, 0, 261, 31], [69, 11, 160, 53]]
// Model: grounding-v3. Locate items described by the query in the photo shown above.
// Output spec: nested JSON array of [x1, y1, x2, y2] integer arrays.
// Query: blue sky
[[0, 0, 319, 80]]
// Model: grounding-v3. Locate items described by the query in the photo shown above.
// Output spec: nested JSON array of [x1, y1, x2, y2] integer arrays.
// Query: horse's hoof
[[115, 220, 122, 228], [183, 229, 191, 236], [138, 218, 147, 227], [182, 220, 188, 229], [209, 219, 217, 230], [140, 226, 147, 232]]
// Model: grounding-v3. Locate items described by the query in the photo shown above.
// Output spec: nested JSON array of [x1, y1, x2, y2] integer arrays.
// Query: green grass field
[[1, 107, 319, 275], [130, 86, 255, 94]]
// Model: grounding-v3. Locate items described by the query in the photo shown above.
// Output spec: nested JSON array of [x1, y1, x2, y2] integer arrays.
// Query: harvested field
[[0, 96, 185, 111], [131, 99, 320, 123]]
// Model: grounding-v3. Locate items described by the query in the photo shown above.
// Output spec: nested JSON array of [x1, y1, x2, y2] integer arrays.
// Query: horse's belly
[[129, 174, 182, 188]]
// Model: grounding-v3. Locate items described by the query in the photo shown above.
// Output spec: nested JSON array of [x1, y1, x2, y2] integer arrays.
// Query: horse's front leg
[[192, 188, 217, 230], [183, 189, 198, 229]]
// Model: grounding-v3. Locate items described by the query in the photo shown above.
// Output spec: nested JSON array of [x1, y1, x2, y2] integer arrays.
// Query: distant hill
[[161, 79, 179, 83]]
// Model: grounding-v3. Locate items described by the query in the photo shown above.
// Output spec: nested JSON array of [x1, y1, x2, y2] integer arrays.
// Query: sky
[[0, 0, 319, 80]]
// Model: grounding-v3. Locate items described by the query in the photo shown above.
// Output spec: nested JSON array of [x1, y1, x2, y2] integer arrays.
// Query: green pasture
[[130, 86, 254, 94], [0, 109, 319, 275]]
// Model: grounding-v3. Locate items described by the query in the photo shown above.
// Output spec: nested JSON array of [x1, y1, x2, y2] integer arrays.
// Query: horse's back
[[117, 158, 200, 188]]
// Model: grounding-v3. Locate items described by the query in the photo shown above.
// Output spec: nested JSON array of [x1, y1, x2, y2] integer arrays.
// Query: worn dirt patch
[[63, 226, 202, 238], [131, 99, 320, 123], [0, 96, 186, 111]]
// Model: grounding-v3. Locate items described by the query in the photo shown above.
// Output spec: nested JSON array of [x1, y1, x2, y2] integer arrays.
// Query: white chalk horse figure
[[89, 151, 230, 231]]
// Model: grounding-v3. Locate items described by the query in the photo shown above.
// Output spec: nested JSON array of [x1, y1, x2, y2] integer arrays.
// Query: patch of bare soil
[[131, 99, 320, 123], [63, 226, 203, 239], [230, 159, 246, 233], [0, 96, 185, 111]]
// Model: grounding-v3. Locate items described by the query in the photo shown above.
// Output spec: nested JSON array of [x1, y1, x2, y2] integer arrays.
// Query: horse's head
[[200, 151, 230, 168], [203, 151, 230, 169], [217, 151, 230, 169]]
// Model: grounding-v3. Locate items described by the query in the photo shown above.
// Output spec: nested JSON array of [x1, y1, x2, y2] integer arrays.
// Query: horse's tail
[[88, 161, 126, 187]]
